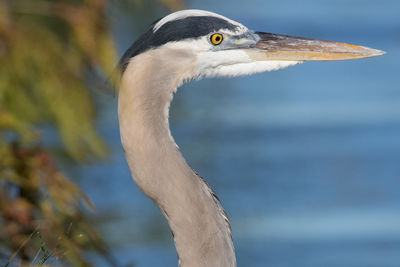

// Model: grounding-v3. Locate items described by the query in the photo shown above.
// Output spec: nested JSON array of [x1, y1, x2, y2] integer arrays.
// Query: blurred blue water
[[78, 1, 400, 266]]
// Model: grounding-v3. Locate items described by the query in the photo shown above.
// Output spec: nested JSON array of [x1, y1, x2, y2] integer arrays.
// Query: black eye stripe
[[119, 16, 240, 73]]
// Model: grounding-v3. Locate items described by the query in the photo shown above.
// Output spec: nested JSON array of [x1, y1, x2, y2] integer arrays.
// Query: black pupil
[[215, 36, 221, 42]]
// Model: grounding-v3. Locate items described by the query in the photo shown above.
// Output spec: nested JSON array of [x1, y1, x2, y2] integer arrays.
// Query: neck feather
[[118, 47, 236, 267]]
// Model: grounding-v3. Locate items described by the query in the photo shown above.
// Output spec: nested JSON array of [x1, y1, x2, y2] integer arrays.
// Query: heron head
[[119, 9, 384, 80]]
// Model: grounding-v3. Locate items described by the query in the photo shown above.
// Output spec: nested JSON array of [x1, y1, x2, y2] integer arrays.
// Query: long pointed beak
[[248, 32, 385, 61]]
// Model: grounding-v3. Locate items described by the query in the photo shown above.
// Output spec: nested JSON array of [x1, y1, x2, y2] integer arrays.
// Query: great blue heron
[[117, 9, 384, 267]]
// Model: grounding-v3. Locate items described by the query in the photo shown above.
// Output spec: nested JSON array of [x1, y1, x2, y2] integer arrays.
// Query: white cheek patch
[[194, 49, 302, 78], [205, 61, 301, 78], [194, 50, 252, 78]]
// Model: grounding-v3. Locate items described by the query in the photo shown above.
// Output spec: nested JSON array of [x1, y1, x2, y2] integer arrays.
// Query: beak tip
[[376, 49, 386, 56], [365, 47, 386, 57]]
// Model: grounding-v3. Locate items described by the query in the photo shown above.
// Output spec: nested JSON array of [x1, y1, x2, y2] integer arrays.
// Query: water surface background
[[73, 0, 400, 266]]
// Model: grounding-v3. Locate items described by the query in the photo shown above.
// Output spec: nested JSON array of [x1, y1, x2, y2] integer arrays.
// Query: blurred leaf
[[0, 0, 186, 265], [1, 0, 114, 161], [159, 0, 185, 10]]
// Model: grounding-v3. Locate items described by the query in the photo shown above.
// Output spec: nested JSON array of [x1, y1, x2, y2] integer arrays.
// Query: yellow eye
[[210, 33, 223, 45]]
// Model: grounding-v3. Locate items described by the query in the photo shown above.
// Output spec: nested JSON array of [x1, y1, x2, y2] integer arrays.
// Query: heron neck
[[118, 48, 236, 267]]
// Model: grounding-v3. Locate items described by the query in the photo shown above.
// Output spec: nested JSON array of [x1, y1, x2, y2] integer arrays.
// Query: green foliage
[[0, 0, 184, 265], [0, 142, 113, 266], [0, 0, 118, 264], [0, 0, 115, 161]]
